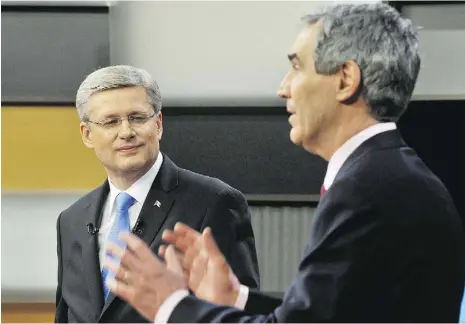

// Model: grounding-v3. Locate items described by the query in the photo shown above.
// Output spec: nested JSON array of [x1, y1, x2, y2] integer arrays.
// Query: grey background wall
[[1, 8, 110, 103], [109, 1, 327, 107], [402, 3, 465, 99], [3, 2, 465, 104], [109, 1, 465, 104]]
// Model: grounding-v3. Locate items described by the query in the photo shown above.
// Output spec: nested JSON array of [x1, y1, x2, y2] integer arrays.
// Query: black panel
[[1, 5, 109, 13], [1, 9, 109, 103], [398, 100, 465, 224], [387, 1, 465, 12], [161, 114, 327, 195], [159, 100, 465, 215]]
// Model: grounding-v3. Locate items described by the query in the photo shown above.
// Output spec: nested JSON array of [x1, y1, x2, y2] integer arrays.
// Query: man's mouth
[[118, 144, 142, 152]]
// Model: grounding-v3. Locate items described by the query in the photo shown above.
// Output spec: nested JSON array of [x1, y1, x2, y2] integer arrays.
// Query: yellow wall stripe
[[2, 107, 107, 190]]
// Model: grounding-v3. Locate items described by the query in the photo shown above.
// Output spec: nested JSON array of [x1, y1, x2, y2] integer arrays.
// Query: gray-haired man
[[54, 65, 260, 323]]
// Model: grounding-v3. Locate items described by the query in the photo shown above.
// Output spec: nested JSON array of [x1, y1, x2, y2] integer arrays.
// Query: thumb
[[203, 228, 233, 277], [202, 228, 221, 257], [203, 228, 227, 266], [165, 245, 183, 275]]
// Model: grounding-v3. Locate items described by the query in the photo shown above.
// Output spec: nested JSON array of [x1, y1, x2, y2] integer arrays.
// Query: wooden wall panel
[[1, 303, 55, 323], [2, 107, 106, 190]]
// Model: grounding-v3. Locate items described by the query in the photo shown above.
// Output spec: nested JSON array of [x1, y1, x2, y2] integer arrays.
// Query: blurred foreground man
[[104, 3, 465, 322], [54, 65, 259, 322]]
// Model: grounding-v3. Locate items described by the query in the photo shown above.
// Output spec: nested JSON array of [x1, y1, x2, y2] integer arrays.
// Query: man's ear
[[80, 122, 94, 149], [336, 60, 363, 105], [156, 112, 163, 141]]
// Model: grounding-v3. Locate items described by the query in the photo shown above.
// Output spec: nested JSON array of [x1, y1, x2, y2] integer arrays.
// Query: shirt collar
[[323, 122, 396, 190], [108, 152, 163, 211]]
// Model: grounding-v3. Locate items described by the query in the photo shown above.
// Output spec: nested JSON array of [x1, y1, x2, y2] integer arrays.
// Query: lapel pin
[[154, 200, 161, 208]]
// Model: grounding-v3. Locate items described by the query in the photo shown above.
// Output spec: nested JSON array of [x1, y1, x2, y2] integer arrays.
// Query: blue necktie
[[101, 192, 135, 299]]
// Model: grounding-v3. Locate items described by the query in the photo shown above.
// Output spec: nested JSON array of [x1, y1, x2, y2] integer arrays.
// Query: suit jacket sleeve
[[55, 213, 68, 323], [169, 187, 383, 322], [244, 290, 282, 314], [200, 187, 260, 289]]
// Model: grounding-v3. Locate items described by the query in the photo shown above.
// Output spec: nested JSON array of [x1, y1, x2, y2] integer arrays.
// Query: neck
[[314, 113, 379, 162], [106, 162, 154, 191]]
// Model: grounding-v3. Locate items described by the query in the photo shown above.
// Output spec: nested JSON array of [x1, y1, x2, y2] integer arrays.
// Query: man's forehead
[[289, 23, 321, 60]]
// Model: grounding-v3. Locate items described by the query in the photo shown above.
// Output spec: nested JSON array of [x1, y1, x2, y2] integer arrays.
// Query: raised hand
[[161, 223, 240, 306]]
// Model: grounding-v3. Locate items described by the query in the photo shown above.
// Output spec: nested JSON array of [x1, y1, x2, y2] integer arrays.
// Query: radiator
[[250, 206, 317, 292]]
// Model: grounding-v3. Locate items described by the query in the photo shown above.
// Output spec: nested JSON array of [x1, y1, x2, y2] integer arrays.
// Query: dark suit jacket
[[169, 130, 465, 322], [55, 154, 260, 323]]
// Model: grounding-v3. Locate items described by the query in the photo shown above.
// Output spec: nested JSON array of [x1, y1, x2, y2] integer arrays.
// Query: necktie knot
[[115, 192, 135, 212]]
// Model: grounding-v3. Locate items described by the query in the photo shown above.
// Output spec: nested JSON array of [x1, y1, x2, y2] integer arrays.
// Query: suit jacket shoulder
[[59, 183, 108, 225], [177, 167, 245, 200]]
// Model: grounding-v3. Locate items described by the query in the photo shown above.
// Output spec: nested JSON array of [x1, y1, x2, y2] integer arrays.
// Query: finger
[[203, 229, 237, 288], [183, 242, 202, 269], [106, 242, 142, 273], [189, 251, 208, 291], [103, 257, 121, 275], [162, 230, 189, 252], [106, 241, 126, 259], [120, 233, 160, 264], [158, 245, 166, 259], [104, 258, 133, 284], [173, 222, 198, 234], [210, 252, 230, 276], [160, 244, 186, 270], [106, 278, 135, 304], [163, 228, 199, 253], [203, 227, 224, 262], [165, 245, 184, 275], [174, 223, 202, 241], [203, 228, 231, 275], [183, 232, 206, 271]]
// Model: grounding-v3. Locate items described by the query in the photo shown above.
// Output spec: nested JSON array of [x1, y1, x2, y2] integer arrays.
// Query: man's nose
[[277, 72, 290, 99], [118, 119, 135, 139]]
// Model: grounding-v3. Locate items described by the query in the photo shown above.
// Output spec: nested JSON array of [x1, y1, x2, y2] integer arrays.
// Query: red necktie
[[320, 184, 326, 197]]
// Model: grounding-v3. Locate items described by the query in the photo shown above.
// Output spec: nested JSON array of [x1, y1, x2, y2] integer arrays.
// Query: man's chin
[[289, 128, 304, 147], [116, 158, 147, 173]]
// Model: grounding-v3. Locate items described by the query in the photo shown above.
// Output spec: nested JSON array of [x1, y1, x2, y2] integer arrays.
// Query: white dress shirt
[[98, 152, 163, 270], [323, 122, 397, 190], [154, 122, 397, 322]]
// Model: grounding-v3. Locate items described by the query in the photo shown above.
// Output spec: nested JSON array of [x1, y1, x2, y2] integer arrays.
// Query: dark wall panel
[[161, 113, 327, 196], [160, 100, 464, 207], [398, 100, 465, 224], [1, 7, 109, 103]]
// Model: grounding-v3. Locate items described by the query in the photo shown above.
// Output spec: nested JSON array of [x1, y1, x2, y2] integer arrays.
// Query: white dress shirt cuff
[[154, 289, 189, 323], [234, 284, 249, 310]]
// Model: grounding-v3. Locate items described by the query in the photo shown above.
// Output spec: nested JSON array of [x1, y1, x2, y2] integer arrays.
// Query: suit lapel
[[137, 188, 176, 247], [100, 154, 179, 318], [335, 129, 406, 183], [80, 182, 109, 321]]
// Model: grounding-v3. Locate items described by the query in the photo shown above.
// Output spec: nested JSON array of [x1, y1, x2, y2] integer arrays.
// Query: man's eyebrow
[[287, 53, 300, 62]]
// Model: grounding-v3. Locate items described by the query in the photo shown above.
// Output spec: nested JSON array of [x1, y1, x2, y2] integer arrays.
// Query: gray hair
[[303, 3, 421, 122], [75, 65, 162, 120]]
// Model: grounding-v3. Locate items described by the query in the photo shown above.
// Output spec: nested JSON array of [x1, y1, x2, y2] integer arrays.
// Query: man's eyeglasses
[[85, 112, 157, 129]]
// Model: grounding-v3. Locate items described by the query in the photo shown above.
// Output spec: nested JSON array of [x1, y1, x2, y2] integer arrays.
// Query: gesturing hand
[[160, 223, 240, 306]]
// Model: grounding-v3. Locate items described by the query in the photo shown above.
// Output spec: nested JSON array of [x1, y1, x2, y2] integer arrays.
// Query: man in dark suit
[[54, 65, 259, 323], [102, 3, 465, 323]]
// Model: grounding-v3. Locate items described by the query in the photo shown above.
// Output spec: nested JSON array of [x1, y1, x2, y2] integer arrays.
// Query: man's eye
[[130, 116, 147, 123], [103, 119, 119, 126]]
